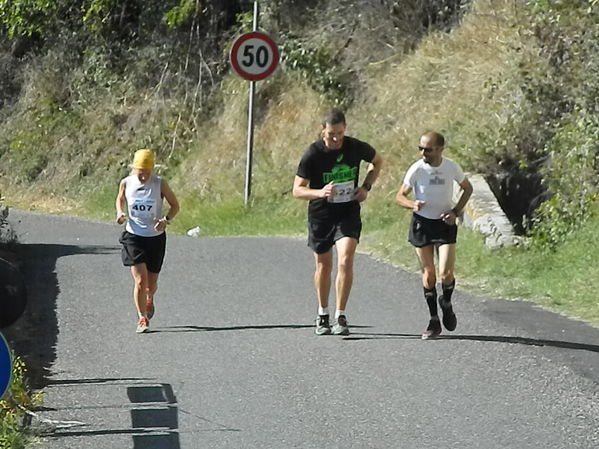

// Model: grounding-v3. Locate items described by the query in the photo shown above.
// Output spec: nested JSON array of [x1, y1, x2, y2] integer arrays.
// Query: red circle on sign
[[230, 31, 279, 81]]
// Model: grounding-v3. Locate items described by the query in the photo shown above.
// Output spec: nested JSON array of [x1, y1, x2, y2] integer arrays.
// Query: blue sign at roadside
[[0, 332, 12, 400]]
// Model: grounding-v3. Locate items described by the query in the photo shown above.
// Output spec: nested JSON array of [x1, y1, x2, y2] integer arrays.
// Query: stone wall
[[458, 174, 522, 249], [0, 206, 16, 245]]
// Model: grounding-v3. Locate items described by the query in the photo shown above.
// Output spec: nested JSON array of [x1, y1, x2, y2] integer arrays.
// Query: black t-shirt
[[296, 136, 376, 220]]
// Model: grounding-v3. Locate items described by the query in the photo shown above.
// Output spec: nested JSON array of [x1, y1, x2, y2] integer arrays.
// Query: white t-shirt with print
[[403, 157, 465, 220]]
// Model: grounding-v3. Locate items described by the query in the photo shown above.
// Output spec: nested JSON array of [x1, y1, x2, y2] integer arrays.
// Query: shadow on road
[[44, 379, 183, 448], [155, 324, 372, 333], [3, 243, 118, 388], [43, 377, 239, 447], [343, 332, 599, 353], [48, 377, 155, 386]]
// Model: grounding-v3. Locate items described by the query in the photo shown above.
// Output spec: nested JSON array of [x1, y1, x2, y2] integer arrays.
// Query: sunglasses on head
[[418, 146, 436, 152]]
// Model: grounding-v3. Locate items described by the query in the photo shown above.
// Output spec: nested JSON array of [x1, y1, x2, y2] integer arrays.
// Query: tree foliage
[[164, 0, 202, 28], [459, 0, 599, 248], [522, 0, 599, 248], [0, 0, 57, 38]]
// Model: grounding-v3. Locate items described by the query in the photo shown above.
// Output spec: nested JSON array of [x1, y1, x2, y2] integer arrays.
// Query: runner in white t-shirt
[[395, 132, 473, 340]]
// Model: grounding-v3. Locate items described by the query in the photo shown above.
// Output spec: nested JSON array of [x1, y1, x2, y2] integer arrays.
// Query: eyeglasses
[[418, 146, 436, 152]]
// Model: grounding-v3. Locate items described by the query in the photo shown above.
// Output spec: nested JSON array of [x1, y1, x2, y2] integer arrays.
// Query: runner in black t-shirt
[[293, 109, 383, 336]]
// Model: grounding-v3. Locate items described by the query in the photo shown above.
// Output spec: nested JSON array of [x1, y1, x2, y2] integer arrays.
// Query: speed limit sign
[[230, 31, 279, 81]]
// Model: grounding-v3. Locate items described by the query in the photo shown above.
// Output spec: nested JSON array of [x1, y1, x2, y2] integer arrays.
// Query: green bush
[[0, 0, 57, 38], [521, 0, 599, 248], [0, 355, 42, 449], [280, 33, 352, 108], [453, 0, 599, 248], [531, 111, 599, 248], [164, 0, 200, 28]]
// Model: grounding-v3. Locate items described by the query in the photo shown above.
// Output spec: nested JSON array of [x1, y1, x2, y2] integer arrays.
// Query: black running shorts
[[119, 231, 167, 273], [308, 215, 362, 254], [408, 213, 457, 248]]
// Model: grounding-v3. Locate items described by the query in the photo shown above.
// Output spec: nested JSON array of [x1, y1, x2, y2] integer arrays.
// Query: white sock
[[138, 312, 144, 319], [335, 309, 345, 319], [318, 306, 329, 316]]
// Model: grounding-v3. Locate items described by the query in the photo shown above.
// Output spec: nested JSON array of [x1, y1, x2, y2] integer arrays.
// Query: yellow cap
[[131, 149, 155, 170]]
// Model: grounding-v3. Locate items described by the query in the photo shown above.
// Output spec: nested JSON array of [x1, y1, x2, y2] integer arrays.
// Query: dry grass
[[0, 0, 540, 228], [0, 180, 78, 214], [0, 0, 537, 210], [351, 0, 535, 189], [0, 0, 542, 223], [174, 76, 325, 200]]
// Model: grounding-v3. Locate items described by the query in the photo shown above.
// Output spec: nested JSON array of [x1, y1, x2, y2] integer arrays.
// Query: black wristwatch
[[362, 182, 372, 191]]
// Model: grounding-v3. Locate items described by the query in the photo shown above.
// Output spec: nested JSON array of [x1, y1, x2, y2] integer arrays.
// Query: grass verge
[[0, 355, 42, 449], [362, 199, 599, 326]]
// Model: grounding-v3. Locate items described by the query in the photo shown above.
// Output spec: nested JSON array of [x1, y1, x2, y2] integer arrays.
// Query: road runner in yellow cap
[[115, 149, 180, 334], [131, 149, 155, 170]]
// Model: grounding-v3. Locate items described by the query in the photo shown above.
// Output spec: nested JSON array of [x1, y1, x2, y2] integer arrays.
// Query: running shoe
[[315, 314, 331, 335], [438, 295, 457, 331], [421, 318, 442, 340], [331, 315, 350, 336], [136, 317, 149, 334], [146, 299, 155, 320]]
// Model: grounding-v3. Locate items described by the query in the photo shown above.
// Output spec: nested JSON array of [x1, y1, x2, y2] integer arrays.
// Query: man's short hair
[[322, 109, 346, 126], [422, 131, 445, 147]]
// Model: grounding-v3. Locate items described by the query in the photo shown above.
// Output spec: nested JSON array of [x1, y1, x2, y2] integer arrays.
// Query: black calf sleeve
[[442, 279, 456, 302], [424, 287, 438, 317]]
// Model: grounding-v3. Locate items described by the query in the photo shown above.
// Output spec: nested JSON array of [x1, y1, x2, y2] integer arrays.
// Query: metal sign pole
[[244, 1, 259, 206]]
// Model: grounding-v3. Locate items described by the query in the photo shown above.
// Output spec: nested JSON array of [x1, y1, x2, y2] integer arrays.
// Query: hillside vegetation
[[0, 0, 598, 324]]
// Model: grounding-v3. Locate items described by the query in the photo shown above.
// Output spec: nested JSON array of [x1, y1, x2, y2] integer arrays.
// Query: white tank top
[[123, 174, 163, 237]]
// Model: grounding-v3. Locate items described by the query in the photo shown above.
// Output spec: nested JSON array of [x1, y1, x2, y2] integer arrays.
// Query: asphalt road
[[5, 209, 599, 449]]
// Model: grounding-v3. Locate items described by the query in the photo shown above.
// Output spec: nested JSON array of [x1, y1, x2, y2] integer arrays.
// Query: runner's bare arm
[[355, 153, 383, 202], [452, 177, 473, 215], [160, 180, 180, 221], [292, 176, 335, 200], [395, 184, 424, 211], [362, 153, 383, 190], [115, 180, 127, 224]]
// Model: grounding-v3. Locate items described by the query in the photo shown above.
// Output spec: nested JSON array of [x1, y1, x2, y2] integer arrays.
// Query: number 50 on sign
[[230, 31, 279, 81]]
